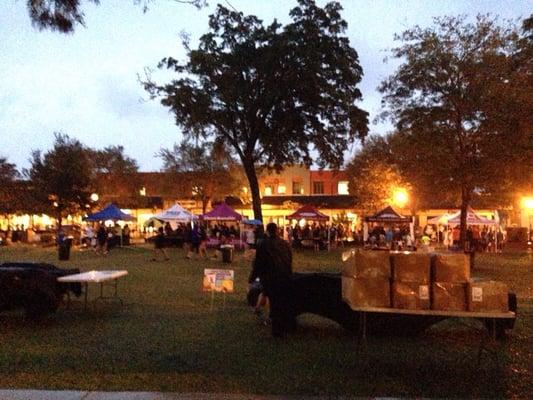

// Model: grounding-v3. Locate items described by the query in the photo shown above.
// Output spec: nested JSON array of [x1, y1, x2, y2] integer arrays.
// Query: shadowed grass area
[[0, 244, 531, 398]]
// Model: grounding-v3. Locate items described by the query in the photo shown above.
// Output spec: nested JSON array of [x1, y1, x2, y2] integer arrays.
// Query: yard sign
[[203, 269, 234, 293]]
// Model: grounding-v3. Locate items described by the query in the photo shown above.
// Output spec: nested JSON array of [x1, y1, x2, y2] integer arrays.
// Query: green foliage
[[26, 133, 94, 227], [143, 0, 368, 220]]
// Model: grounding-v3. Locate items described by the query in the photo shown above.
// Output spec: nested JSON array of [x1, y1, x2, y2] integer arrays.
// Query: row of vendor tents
[[85, 202, 250, 227], [85, 203, 497, 234], [85, 202, 334, 227]]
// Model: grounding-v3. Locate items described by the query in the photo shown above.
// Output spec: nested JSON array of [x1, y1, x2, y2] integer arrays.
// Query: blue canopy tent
[[242, 219, 263, 226], [84, 204, 135, 247], [84, 204, 135, 222]]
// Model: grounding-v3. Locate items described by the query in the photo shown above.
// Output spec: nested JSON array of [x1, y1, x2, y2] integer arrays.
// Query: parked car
[[0, 262, 82, 318]]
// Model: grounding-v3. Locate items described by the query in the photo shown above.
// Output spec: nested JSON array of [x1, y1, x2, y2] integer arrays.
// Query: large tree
[[88, 145, 140, 204], [143, 0, 368, 221], [379, 15, 532, 246], [159, 139, 243, 214], [26, 133, 94, 230], [0, 158, 21, 220], [27, 0, 206, 33]]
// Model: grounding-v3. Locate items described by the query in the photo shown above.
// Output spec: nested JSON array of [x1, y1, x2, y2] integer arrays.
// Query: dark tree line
[[0, 133, 245, 230]]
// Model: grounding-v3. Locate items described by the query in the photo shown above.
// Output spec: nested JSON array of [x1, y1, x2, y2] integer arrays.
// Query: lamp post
[[521, 196, 533, 244]]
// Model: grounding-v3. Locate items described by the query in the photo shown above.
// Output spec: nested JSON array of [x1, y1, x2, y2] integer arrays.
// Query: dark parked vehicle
[[0, 263, 82, 318]]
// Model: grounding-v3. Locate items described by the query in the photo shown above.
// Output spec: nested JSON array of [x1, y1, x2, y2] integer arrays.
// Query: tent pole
[[327, 223, 330, 252]]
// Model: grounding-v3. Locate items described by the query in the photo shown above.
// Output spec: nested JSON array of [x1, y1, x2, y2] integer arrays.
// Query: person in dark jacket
[[96, 223, 107, 255], [249, 222, 295, 337], [152, 227, 169, 261]]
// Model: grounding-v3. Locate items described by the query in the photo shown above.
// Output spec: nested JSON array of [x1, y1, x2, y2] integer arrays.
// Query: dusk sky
[[1, 0, 530, 172]]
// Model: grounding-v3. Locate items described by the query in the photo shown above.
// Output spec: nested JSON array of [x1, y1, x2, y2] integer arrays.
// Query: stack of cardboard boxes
[[342, 250, 391, 308], [467, 279, 509, 312], [431, 253, 469, 311], [342, 250, 509, 313], [391, 253, 431, 310]]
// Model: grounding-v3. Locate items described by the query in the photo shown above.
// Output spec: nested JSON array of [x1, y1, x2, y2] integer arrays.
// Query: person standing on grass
[[96, 223, 107, 255], [198, 224, 209, 258], [249, 222, 296, 337], [186, 224, 201, 259], [151, 227, 169, 261]]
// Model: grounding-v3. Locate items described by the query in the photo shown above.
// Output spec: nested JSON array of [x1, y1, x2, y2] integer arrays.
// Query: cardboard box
[[342, 276, 391, 309], [468, 279, 508, 312], [392, 281, 430, 310], [342, 250, 391, 279], [433, 253, 470, 283], [391, 253, 431, 283], [431, 282, 467, 311]]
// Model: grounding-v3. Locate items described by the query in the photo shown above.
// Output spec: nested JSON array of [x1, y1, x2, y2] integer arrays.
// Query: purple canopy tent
[[201, 203, 244, 248], [200, 203, 243, 221]]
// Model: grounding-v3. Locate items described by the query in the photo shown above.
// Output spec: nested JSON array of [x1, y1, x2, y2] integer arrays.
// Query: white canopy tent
[[149, 203, 197, 229], [427, 208, 498, 247], [428, 208, 496, 226]]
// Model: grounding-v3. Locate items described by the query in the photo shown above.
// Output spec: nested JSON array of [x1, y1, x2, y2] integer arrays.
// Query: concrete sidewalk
[[0, 391, 375, 400]]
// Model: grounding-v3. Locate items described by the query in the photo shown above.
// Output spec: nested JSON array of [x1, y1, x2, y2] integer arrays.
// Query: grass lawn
[[0, 244, 531, 398]]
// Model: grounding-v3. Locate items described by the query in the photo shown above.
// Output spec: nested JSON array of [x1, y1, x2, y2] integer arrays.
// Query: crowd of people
[[366, 225, 414, 250], [81, 222, 131, 255], [287, 222, 347, 251], [147, 221, 250, 261], [421, 224, 505, 253]]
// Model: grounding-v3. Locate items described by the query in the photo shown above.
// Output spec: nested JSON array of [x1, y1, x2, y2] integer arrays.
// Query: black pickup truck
[[0, 262, 82, 318]]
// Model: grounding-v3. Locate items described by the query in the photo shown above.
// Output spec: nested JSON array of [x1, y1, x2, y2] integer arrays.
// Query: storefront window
[[313, 181, 324, 194], [338, 181, 349, 195], [292, 181, 304, 195]]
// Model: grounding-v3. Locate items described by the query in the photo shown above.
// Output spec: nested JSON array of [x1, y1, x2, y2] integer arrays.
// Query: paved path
[[0, 391, 386, 400]]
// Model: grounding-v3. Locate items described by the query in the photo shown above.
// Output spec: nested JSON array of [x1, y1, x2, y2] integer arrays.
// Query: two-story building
[[251, 165, 359, 228]]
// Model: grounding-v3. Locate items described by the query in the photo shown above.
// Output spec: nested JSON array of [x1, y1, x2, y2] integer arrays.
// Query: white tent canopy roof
[[428, 208, 496, 226], [153, 203, 197, 222]]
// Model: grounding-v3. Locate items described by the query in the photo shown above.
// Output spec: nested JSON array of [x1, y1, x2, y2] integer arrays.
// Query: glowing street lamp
[[521, 197, 533, 210], [90, 193, 99, 202], [393, 188, 408, 208]]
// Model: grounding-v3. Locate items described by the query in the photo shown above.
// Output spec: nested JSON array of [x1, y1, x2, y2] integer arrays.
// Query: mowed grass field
[[0, 244, 531, 398]]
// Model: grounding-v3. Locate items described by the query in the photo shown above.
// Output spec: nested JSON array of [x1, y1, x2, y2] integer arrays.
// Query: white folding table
[[58, 270, 128, 310]]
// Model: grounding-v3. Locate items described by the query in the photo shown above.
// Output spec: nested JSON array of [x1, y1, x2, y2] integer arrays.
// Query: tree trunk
[[242, 159, 263, 222], [202, 197, 208, 215], [56, 209, 62, 232]]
